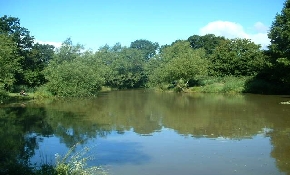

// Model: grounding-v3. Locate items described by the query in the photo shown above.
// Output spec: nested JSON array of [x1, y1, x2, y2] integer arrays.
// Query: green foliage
[[11, 84, 35, 93], [144, 58, 162, 87], [55, 144, 107, 175], [0, 15, 38, 88], [34, 85, 54, 99], [0, 34, 22, 90], [148, 41, 209, 89], [244, 76, 290, 94], [130, 39, 159, 60], [0, 87, 9, 103], [97, 44, 146, 89], [55, 38, 84, 63], [197, 76, 248, 93], [0, 15, 55, 89], [4, 7, 290, 95], [45, 59, 104, 97], [44, 39, 105, 97], [0, 15, 34, 52], [188, 34, 226, 54], [209, 38, 266, 77], [268, 0, 290, 61], [23, 43, 55, 87], [266, 0, 290, 85]]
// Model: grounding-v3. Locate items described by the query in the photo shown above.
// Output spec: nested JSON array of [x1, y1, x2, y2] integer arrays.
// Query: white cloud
[[199, 21, 270, 49], [35, 40, 62, 48], [249, 33, 270, 48], [200, 21, 248, 39], [254, 22, 268, 33]]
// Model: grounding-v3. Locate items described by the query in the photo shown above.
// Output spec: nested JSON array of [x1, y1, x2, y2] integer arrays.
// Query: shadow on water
[[0, 106, 52, 174]]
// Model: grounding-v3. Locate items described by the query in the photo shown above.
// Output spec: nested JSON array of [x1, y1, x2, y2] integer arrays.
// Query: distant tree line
[[1, 0, 290, 98]]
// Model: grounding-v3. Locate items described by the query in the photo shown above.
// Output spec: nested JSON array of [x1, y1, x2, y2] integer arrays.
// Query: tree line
[[1, 0, 290, 98]]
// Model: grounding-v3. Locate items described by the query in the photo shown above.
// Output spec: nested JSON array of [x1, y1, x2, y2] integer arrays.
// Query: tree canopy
[[266, 0, 290, 85], [209, 38, 265, 77], [188, 34, 226, 54], [130, 39, 159, 60], [148, 41, 209, 90], [0, 34, 22, 89]]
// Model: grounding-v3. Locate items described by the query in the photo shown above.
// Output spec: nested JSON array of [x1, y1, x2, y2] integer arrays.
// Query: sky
[[0, 0, 286, 51]]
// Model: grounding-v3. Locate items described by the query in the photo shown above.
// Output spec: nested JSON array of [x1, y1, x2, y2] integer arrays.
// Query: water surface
[[1, 90, 290, 175]]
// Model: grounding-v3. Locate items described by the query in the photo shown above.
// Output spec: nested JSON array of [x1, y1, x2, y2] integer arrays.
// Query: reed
[[54, 143, 108, 175]]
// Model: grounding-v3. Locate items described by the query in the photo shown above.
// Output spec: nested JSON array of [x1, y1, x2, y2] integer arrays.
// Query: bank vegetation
[[1, 0, 290, 102]]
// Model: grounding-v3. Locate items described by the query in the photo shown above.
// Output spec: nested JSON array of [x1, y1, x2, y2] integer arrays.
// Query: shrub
[[44, 59, 105, 97], [34, 86, 54, 99], [197, 76, 248, 93]]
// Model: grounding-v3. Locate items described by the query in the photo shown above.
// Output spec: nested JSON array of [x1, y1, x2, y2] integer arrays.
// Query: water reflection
[[92, 138, 150, 165], [0, 90, 290, 175]]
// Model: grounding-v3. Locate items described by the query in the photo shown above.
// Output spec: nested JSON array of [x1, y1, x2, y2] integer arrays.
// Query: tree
[[103, 46, 146, 89], [268, 0, 290, 61], [44, 39, 105, 97], [210, 38, 265, 77], [148, 41, 209, 90], [0, 34, 22, 90], [44, 58, 105, 97], [0, 15, 43, 89], [32, 43, 55, 63], [267, 0, 290, 85], [23, 43, 55, 87], [130, 39, 159, 60], [188, 34, 226, 54], [0, 15, 34, 53], [54, 38, 84, 63]]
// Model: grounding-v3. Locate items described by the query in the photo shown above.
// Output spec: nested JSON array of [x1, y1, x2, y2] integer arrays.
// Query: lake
[[1, 90, 290, 175]]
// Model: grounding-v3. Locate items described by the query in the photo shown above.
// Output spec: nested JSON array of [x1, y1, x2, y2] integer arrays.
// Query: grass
[[54, 143, 108, 175], [189, 76, 249, 93], [0, 92, 34, 104], [3, 143, 109, 175]]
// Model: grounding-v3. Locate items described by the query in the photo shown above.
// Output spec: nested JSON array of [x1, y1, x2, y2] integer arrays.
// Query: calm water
[[1, 90, 290, 175]]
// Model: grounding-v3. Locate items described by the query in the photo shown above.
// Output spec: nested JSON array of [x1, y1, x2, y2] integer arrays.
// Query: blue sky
[[0, 0, 286, 50]]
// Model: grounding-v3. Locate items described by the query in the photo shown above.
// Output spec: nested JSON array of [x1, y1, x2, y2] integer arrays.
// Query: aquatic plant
[[55, 144, 108, 175]]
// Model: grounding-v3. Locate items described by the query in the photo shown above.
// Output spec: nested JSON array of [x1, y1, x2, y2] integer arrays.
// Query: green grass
[[189, 76, 249, 93], [0, 92, 34, 104]]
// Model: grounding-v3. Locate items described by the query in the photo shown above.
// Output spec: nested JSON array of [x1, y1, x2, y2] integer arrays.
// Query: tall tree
[[54, 38, 84, 63], [44, 39, 104, 97], [130, 39, 159, 60], [104, 47, 146, 89], [148, 41, 209, 89], [24, 43, 55, 86], [210, 38, 265, 77], [268, 0, 290, 61], [267, 0, 290, 85], [0, 15, 34, 53], [0, 34, 22, 90], [0, 15, 37, 88]]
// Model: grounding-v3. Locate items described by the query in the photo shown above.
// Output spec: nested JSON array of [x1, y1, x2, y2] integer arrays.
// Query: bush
[[244, 77, 290, 94], [44, 59, 105, 97], [34, 86, 54, 99], [11, 85, 36, 93], [0, 90, 8, 102], [221, 77, 246, 93], [197, 76, 248, 93]]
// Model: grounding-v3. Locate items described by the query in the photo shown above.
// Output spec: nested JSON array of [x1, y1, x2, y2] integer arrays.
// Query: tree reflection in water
[[0, 90, 289, 175]]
